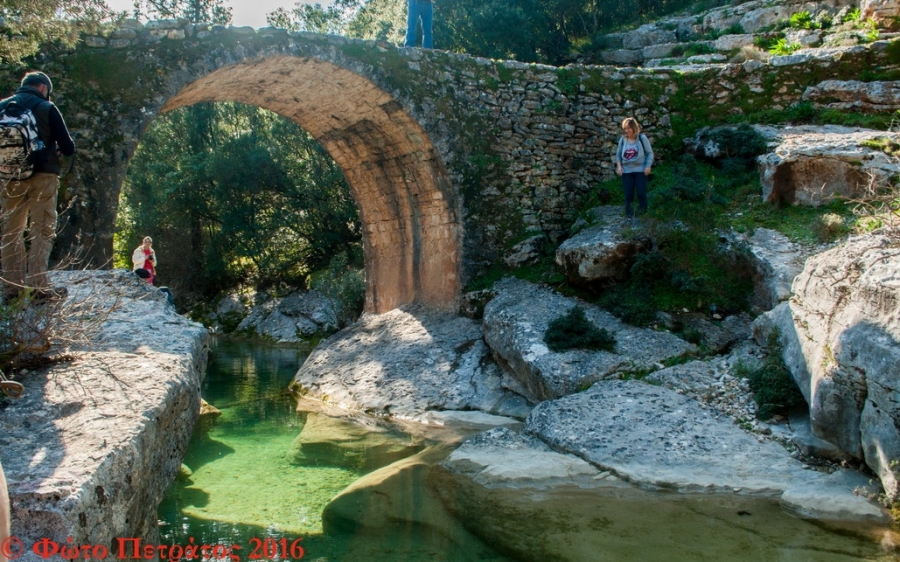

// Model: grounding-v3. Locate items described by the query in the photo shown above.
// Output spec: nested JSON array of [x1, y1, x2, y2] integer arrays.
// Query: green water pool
[[158, 338, 898, 562]]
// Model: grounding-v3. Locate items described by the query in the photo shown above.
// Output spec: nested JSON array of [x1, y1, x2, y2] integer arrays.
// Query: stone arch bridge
[[3, 22, 885, 311]]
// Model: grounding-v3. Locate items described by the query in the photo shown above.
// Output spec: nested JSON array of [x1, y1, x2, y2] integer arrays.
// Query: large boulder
[[430, 389, 887, 562], [290, 413, 425, 470], [862, 0, 900, 19], [0, 270, 208, 560], [785, 232, 900, 496], [803, 80, 900, 112], [292, 305, 532, 419], [555, 206, 651, 284], [482, 278, 695, 401], [236, 290, 337, 341], [756, 125, 900, 206], [525, 379, 808, 494]]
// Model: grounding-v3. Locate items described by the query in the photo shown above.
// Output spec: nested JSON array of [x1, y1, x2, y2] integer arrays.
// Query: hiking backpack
[[0, 100, 45, 181]]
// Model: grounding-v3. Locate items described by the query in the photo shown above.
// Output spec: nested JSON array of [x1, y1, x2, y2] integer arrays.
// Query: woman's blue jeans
[[622, 172, 648, 217], [405, 0, 433, 48]]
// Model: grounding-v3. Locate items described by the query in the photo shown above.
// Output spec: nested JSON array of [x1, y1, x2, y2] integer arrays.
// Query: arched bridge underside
[[163, 56, 459, 313]]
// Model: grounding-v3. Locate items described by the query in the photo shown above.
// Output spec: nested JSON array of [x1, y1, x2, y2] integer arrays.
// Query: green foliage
[[843, 7, 862, 23], [116, 102, 361, 301], [697, 125, 769, 168], [544, 306, 616, 353], [723, 23, 745, 35], [865, 17, 881, 42], [735, 329, 806, 419], [738, 101, 896, 130], [309, 251, 366, 328], [136, 0, 232, 24], [788, 11, 816, 30], [768, 38, 802, 56], [0, 0, 115, 64]]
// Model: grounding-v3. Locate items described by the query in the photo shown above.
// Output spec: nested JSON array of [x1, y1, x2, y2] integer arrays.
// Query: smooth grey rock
[[789, 233, 900, 496], [781, 469, 888, 522], [293, 305, 533, 419], [789, 413, 850, 461], [483, 278, 695, 401], [441, 427, 614, 489], [714, 34, 755, 50], [555, 206, 651, 283], [420, 410, 522, 431], [0, 270, 207, 559], [525, 379, 810, 494]]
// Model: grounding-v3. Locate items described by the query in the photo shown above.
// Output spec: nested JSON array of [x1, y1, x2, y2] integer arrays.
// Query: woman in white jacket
[[131, 236, 157, 284]]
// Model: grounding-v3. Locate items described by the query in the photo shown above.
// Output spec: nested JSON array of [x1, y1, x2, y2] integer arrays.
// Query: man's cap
[[21, 72, 52, 96]]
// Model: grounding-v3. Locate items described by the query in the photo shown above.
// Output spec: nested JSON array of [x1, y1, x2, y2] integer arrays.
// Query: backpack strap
[[639, 134, 651, 166]]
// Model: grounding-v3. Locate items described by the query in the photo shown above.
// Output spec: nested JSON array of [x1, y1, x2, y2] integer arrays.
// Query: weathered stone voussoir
[[292, 305, 532, 419], [482, 278, 694, 401], [0, 270, 208, 559]]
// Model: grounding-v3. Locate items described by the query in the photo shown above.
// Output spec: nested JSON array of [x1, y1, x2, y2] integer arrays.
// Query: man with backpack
[[0, 71, 75, 304]]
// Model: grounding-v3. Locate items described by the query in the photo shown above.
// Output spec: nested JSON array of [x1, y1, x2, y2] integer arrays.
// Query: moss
[[555, 68, 581, 97]]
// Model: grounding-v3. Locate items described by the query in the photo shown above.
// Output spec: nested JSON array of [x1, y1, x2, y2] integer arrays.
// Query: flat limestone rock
[[483, 278, 694, 401], [0, 270, 208, 558], [525, 379, 809, 495], [782, 469, 888, 523], [292, 305, 532, 419], [441, 427, 620, 490]]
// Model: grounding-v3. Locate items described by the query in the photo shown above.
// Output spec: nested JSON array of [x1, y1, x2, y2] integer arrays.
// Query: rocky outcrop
[[756, 125, 900, 206], [555, 206, 652, 284], [803, 80, 900, 112], [429, 410, 887, 562], [785, 232, 900, 496], [728, 227, 809, 311], [482, 278, 695, 401], [236, 290, 338, 342], [0, 270, 208, 561], [863, 0, 900, 19], [291, 306, 532, 420]]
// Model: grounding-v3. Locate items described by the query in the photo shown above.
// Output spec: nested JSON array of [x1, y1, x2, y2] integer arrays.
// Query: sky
[[103, 0, 318, 29]]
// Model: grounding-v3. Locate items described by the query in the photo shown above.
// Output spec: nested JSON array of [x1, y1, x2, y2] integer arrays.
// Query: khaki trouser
[[0, 459, 9, 562], [0, 173, 59, 295]]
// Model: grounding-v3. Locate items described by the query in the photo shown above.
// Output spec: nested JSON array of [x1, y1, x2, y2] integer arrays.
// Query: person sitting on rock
[[131, 236, 157, 285]]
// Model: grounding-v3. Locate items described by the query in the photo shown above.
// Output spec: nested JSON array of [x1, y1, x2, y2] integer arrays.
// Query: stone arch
[[160, 55, 460, 313]]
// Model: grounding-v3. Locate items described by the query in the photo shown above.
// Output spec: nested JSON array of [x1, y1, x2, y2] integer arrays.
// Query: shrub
[[789, 11, 815, 30], [769, 38, 802, 55], [814, 212, 849, 242], [309, 252, 365, 328], [735, 329, 806, 419], [544, 306, 616, 353]]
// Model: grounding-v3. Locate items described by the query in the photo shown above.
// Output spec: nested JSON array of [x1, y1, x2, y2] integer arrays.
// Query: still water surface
[[158, 338, 897, 562]]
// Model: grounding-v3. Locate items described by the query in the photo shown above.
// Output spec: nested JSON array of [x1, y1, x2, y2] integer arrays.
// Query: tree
[[0, 0, 114, 64], [135, 0, 231, 24], [118, 102, 361, 300]]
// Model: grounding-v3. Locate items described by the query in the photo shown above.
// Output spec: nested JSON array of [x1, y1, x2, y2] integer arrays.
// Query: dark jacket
[[0, 85, 75, 175]]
